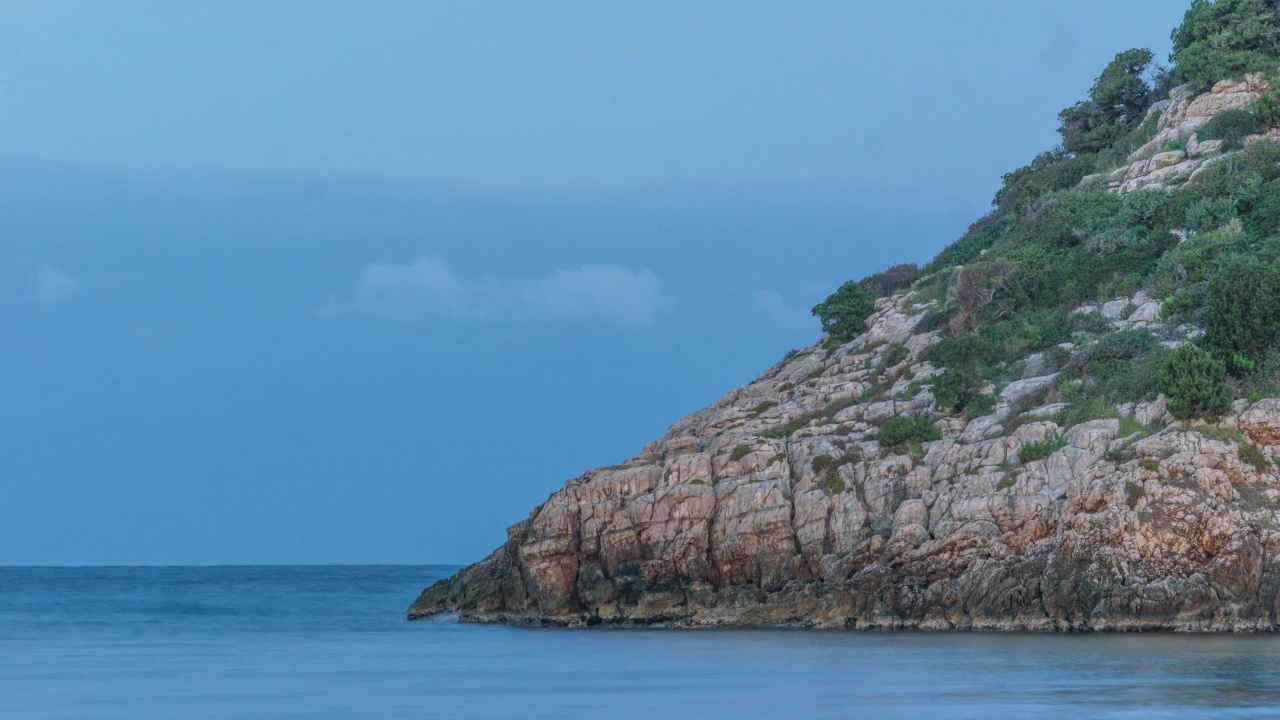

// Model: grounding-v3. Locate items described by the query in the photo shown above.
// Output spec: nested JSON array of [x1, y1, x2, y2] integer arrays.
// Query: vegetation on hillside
[[812, 0, 1280, 424]]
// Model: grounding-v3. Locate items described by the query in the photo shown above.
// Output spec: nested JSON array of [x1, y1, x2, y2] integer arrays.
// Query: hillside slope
[[410, 288, 1280, 630], [411, 2, 1280, 630]]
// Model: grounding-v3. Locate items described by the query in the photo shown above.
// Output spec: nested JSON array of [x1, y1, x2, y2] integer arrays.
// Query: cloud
[[34, 265, 81, 306], [326, 257, 671, 328], [757, 290, 817, 332]]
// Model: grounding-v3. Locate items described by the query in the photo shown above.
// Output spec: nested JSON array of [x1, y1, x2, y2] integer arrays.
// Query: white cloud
[[34, 265, 81, 306], [757, 290, 817, 332], [326, 257, 671, 329]]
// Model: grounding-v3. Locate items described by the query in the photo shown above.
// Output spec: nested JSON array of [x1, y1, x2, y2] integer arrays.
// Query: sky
[[1, 1, 1190, 565]]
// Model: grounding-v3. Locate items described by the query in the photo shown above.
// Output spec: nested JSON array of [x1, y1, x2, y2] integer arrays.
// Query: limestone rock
[[410, 290, 1280, 632], [1108, 75, 1270, 196]]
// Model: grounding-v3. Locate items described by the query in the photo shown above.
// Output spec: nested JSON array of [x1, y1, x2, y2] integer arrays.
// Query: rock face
[[410, 293, 1280, 631], [1081, 75, 1275, 195]]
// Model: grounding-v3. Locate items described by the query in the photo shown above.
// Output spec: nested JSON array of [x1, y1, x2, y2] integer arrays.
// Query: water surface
[[3, 566, 1279, 719]]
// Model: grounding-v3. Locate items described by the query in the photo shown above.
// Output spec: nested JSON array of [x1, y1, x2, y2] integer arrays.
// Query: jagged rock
[[1100, 299, 1131, 320], [1109, 75, 1270, 195], [1241, 399, 1280, 446], [411, 291, 1280, 631], [1127, 299, 1162, 324]]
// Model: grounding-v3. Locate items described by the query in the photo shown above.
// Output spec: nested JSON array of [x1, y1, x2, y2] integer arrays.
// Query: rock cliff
[[1085, 74, 1276, 195], [410, 291, 1280, 630]]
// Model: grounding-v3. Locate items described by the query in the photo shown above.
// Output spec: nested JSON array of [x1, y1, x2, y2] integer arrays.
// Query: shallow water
[[3, 566, 1280, 719]]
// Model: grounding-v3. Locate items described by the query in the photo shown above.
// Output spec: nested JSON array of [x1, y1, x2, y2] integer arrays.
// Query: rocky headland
[[410, 287, 1280, 630], [411, 5, 1280, 631]]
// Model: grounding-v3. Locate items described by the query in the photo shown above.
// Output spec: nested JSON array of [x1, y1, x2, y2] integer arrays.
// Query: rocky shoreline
[[410, 291, 1280, 631]]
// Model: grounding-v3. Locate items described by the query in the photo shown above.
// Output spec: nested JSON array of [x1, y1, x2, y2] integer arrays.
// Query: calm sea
[[3, 565, 1280, 719]]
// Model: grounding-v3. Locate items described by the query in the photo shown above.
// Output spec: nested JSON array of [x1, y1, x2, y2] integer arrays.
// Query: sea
[[4, 565, 1280, 719]]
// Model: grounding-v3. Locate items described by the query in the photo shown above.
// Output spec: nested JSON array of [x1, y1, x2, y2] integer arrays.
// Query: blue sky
[[1, 1, 1188, 565]]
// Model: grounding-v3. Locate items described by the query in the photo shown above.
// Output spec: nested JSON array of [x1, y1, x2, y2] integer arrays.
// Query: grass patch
[[1139, 458, 1160, 472], [802, 365, 828, 383], [778, 382, 795, 393], [1195, 424, 1248, 444], [730, 444, 752, 461], [1138, 510, 1155, 523], [963, 393, 998, 421], [1240, 443, 1270, 471], [818, 469, 846, 495], [1236, 484, 1278, 511], [1019, 433, 1068, 463], [746, 401, 778, 418], [879, 344, 910, 370], [996, 476, 1017, 490], [761, 396, 861, 439], [690, 479, 705, 485], [769, 452, 787, 466], [1104, 447, 1135, 464], [811, 454, 835, 473], [878, 416, 942, 448], [1117, 415, 1143, 437], [1125, 480, 1143, 509]]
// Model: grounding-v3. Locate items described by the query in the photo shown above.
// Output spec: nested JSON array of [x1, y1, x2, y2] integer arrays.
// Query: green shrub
[[818, 470, 846, 495], [878, 416, 942, 448], [1198, 424, 1248, 444], [880, 344, 910, 369], [1245, 178, 1280, 237], [1185, 196, 1240, 233], [930, 371, 965, 413], [963, 393, 998, 421], [812, 280, 876, 342], [1241, 138, 1280, 181], [982, 309, 1073, 364], [860, 264, 920, 297], [927, 213, 1014, 271], [730, 444, 752, 461], [915, 306, 954, 334], [1163, 139, 1188, 152], [1019, 433, 1068, 463], [928, 335, 994, 412], [746, 401, 777, 418], [1105, 447, 1136, 464], [1200, 109, 1263, 151], [1172, 0, 1280, 90], [1158, 345, 1232, 420], [1078, 330, 1167, 402], [1204, 256, 1280, 371], [932, 335, 991, 373], [1055, 393, 1114, 428], [1240, 442, 1270, 470], [1139, 458, 1161, 472], [1156, 224, 1239, 283], [1057, 49, 1155, 155], [1060, 377, 1085, 403], [810, 454, 834, 473], [1256, 86, 1280, 127], [1160, 283, 1208, 321], [1125, 480, 1144, 508], [1085, 330, 1157, 366]]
